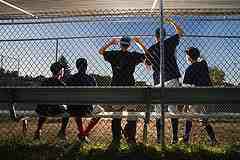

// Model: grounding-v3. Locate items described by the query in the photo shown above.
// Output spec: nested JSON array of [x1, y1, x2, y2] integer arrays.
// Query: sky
[[0, 15, 240, 85]]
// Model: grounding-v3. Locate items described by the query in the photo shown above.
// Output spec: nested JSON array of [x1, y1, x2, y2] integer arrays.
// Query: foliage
[[209, 66, 225, 86]]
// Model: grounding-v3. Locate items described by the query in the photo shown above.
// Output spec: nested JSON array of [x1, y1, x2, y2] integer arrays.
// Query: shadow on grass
[[0, 137, 240, 160]]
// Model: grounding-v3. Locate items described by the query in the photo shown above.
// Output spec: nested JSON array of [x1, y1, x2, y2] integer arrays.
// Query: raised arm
[[165, 18, 184, 38], [132, 36, 150, 58], [132, 36, 152, 66], [99, 38, 119, 55]]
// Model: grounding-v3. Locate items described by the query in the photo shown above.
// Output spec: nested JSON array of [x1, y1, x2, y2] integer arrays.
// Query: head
[[185, 47, 200, 65], [76, 58, 87, 73], [155, 27, 166, 42], [120, 36, 131, 52], [50, 62, 64, 79]]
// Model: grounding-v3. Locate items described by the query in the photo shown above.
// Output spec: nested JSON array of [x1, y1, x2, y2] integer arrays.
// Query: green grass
[[0, 137, 240, 160]]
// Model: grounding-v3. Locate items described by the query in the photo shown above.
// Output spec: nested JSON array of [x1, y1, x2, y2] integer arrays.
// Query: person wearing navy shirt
[[34, 62, 69, 140], [65, 58, 102, 143], [147, 18, 183, 144], [183, 47, 217, 145], [99, 36, 150, 150]]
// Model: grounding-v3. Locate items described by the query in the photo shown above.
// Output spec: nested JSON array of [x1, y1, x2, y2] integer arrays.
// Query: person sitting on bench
[[34, 62, 69, 140], [65, 58, 103, 143]]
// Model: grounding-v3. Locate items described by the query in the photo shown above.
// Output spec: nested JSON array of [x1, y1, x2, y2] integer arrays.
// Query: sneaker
[[92, 105, 104, 115], [78, 135, 90, 144], [171, 139, 178, 144], [57, 130, 67, 141], [106, 140, 120, 152], [210, 139, 218, 146]]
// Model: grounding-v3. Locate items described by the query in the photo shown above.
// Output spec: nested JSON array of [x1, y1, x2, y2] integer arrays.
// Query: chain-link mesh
[[0, 9, 240, 148]]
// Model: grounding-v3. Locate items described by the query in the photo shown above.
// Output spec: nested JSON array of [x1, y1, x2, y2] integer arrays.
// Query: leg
[[112, 118, 122, 142], [171, 118, 179, 144], [124, 120, 137, 144], [57, 116, 69, 140], [202, 119, 217, 145], [107, 118, 122, 151], [34, 116, 46, 140], [84, 118, 100, 136], [75, 117, 84, 138], [156, 118, 164, 144], [168, 104, 179, 144], [184, 119, 192, 144]]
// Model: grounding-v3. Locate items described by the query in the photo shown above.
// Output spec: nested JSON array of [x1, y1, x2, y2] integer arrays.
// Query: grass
[[1, 118, 240, 159], [0, 137, 240, 160]]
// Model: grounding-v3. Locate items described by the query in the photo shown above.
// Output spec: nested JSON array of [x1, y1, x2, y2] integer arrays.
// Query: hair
[[50, 62, 63, 75], [155, 27, 166, 39], [186, 47, 200, 61], [76, 58, 87, 73]]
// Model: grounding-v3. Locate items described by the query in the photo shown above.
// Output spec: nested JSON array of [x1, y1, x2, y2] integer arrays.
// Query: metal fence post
[[143, 87, 152, 144], [0, 55, 3, 69], [55, 39, 59, 62], [159, 0, 166, 147]]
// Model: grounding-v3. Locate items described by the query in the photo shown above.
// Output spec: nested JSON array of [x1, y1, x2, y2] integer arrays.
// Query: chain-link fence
[[0, 9, 240, 147]]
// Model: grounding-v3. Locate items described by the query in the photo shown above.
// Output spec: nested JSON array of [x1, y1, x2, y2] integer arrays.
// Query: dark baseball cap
[[120, 36, 131, 46], [50, 62, 63, 75], [186, 47, 200, 61]]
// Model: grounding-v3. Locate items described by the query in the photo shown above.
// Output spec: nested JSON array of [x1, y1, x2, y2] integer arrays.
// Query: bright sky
[[0, 15, 240, 85]]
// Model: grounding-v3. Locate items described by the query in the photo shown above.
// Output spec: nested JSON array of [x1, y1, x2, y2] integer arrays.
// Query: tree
[[58, 55, 71, 80], [209, 66, 225, 86]]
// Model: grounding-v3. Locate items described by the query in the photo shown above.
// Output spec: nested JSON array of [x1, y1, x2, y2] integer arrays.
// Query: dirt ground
[[0, 117, 240, 145]]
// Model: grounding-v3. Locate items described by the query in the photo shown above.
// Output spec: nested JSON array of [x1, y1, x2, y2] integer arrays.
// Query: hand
[[164, 17, 175, 24], [110, 37, 120, 45], [132, 36, 142, 44]]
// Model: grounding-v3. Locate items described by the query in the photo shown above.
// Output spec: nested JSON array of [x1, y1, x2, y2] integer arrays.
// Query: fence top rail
[[0, 87, 240, 104], [0, 8, 240, 20]]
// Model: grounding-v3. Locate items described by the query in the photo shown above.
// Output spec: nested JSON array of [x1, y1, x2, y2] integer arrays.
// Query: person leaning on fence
[[34, 62, 69, 140], [65, 58, 104, 143], [99, 36, 150, 150], [182, 47, 217, 145], [147, 18, 184, 144]]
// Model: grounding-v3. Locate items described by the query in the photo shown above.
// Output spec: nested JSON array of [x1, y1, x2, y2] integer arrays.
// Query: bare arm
[[132, 36, 150, 58], [165, 18, 184, 37], [132, 36, 152, 66], [99, 38, 119, 55]]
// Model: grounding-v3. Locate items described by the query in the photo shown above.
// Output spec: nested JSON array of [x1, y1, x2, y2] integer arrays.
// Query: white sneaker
[[92, 105, 104, 114]]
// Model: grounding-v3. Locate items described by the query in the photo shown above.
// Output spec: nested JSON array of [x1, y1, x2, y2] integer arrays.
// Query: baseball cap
[[120, 36, 131, 47], [186, 47, 200, 61]]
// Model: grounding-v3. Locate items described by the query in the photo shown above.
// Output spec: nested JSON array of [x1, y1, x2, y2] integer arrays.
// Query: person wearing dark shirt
[[65, 58, 103, 143], [183, 47, 217, 145], [148, 18, 183, 144], [34, 62, 69, 140], [99, 36, 150, 150]]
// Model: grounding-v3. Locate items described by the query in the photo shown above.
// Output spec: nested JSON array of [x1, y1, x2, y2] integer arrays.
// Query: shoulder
[[107, 50, 119, 55], [148, 43, 158, 51], [130, 51, 144, 58], [165, 34, 180, 42]]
